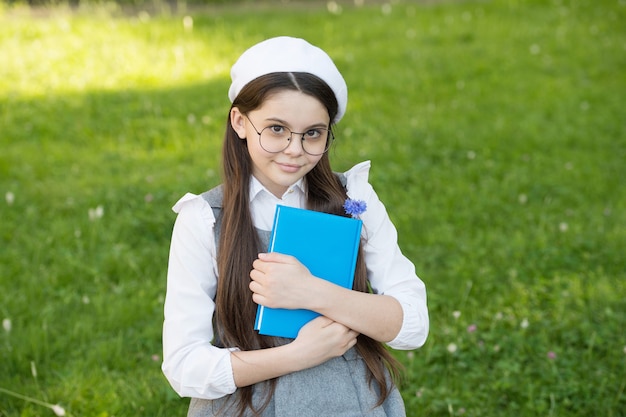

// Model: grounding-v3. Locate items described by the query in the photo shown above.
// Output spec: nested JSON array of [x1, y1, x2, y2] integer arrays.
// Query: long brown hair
[[215, 72, 401, 416]]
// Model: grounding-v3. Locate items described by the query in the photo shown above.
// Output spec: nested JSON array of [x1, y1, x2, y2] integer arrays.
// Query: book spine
[[256, 205, 282, 330], [349, 220, 362, 289]]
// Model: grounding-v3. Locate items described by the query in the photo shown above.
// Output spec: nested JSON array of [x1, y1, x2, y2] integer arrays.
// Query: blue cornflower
[[343, 199, 367, 218]]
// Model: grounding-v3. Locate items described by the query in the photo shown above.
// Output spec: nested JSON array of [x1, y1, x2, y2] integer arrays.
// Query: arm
[[162, 194, 237, 399], [163, 194, 358, 398], [250, 252, 402, 343], [249, 232, 426, 348], [343, 161, 429, 349], [231, 316, 357, 387], [306, 278, 403, 343], [249, 161, 429, 349]]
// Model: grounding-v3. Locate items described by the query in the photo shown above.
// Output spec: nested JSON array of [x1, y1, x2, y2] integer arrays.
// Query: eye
[[268, 125, 286, 135], [304, 129, 324, 139]]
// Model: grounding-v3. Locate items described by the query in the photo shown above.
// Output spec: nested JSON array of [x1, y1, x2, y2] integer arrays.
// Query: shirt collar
[[249, 175, 306, 201]]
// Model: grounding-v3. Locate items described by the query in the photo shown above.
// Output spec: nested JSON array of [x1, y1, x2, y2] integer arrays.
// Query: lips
[[275, 162, 302, 173]]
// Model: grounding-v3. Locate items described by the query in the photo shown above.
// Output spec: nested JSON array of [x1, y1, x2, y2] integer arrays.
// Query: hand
[[291, 316, 359, 368], [249, 252, 315, 310]]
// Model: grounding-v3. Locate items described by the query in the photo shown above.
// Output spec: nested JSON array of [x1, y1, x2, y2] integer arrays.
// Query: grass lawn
[[0, 0, 624, 415]]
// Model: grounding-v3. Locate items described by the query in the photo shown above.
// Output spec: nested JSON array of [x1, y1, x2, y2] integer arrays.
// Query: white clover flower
[[88, 205, 104, 221], [182, 15, 193, 32], [518, 193, 528, 204], [520, 318, 529, 329], [138, 11, 150, 22], [452, 310, 461, 320], [327, 2, 342, 14], [51, 404, 66, 416], [2, 318, 11, 332], [447, 343, 458, 353], [5, 191, 15, 205]]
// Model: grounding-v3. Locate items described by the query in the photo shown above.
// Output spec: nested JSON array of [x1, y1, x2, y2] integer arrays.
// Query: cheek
[[309, 154, 324, 166], [246, 140, 274, 165], [247, 138, 267, 156]]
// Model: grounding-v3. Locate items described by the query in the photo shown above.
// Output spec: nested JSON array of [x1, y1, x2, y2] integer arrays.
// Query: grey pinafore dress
[[188, 184, 406, 417]]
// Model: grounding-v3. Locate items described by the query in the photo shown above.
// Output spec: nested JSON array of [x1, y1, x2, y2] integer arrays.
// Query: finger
[[321, 319, 351, 333], [258, 252, 297, 264], [251, 257, 284, 275], [249, 268, 265, 283], [348, 337, 358, 349], [249, 280, 263, 294], [349, 330, 360, 339], [308, 315, 333, 328], [252, 258, 269, 273], [251, 292, 267, 306]]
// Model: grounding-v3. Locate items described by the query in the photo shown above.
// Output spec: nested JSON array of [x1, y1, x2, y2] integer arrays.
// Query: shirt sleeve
[[344, 161, 429, 350], [161, 193, 238, 399]]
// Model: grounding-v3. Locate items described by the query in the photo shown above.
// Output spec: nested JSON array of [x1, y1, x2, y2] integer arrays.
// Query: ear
[[230, 107, 247, 139]]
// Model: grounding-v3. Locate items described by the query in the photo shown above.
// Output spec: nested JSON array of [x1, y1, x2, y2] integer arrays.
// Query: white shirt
[[162, 160, 429, 399]]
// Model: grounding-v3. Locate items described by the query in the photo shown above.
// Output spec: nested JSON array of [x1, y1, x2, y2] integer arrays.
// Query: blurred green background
[[1, 0, 624, 415]]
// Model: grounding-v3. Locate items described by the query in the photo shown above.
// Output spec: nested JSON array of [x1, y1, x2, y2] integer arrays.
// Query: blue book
[[254, 205, 363, 338]]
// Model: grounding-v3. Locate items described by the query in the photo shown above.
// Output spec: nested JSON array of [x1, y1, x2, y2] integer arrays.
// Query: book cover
[[254, 205, 362, 338]]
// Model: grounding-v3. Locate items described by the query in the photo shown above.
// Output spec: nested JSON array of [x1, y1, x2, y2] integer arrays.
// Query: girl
[[162, 37, 429, 417]]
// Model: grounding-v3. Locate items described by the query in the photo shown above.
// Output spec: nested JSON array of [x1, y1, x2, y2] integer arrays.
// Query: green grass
[[1, 0, 624, 415]]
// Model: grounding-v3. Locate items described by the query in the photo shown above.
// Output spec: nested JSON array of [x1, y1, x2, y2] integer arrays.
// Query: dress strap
[[201, 185, 224, 237], [200, 184, 271, 249]]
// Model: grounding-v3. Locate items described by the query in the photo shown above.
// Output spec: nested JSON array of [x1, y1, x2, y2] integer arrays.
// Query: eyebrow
[[263, 117, 329, 130]]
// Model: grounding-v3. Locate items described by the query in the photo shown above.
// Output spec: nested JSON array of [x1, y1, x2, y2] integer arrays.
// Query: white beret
[[228, 36, 348, 123]]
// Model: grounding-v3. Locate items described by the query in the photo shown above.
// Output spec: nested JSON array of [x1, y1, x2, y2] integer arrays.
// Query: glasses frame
[[245, 116, 334, 156]]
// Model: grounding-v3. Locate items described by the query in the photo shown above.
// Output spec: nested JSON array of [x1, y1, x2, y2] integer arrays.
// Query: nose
[[283, 133, 306, 155]]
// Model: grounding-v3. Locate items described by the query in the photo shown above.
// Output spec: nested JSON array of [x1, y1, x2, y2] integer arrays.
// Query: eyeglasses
[[245, 116, 333, 156]]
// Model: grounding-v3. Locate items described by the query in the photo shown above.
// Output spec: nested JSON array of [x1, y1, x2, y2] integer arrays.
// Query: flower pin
[[343, 198, 367, 218]]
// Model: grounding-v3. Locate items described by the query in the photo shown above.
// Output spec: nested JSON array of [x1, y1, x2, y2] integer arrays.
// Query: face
[[231, 90, 329, 198]]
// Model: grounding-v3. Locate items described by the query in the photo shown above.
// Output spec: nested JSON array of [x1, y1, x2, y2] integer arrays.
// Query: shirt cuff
[[386, 294, 429, 350], [164, 345, 238, 399]]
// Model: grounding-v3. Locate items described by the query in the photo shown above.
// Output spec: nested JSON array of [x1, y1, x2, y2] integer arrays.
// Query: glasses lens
[[302, 128, 332, 155], [259, 126, 290, 153], [259, 126, 332, 155]]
